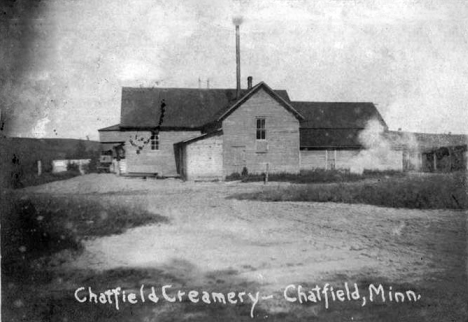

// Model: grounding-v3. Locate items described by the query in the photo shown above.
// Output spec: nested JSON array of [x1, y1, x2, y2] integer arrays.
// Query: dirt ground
[[7, 174, 468, 321]]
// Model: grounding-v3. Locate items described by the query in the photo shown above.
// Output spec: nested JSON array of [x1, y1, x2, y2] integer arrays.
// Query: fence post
[[37, 160, 42, 176]]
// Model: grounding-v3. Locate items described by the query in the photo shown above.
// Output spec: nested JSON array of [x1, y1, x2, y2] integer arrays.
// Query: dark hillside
[[0, 137, 100, 188]]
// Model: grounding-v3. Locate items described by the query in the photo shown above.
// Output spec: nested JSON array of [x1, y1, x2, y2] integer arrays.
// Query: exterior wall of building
[[300, 150, 326, 170], [99, 130, 127, 143], [300, 149, 403, 171], [121, 130, 200, 175], [335, 150, 361, 169], [184, 133, 223, 181], [222, 88, 300, 176], [300, 150, 361, 170], [372, 149, 404, 171]]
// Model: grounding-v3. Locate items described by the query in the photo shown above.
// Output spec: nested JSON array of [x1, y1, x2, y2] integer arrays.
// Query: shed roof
[[384, 131, 468, 151], [174, 129, 223, 146], [120, 86, 291, 129], [291, 102, 387, 129], [98, 124, 120, 131]]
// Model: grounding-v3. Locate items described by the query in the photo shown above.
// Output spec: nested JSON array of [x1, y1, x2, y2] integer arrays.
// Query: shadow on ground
[[3, 255, 467, 321], [3, 258, 264, 321], [270, 270, 468, 322]]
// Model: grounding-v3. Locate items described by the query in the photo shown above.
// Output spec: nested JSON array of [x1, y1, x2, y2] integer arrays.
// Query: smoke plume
[[349, 119, 419, 174]]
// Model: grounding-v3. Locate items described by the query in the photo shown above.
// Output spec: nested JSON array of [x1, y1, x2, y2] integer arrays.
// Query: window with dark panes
[[256, 118, 266, 140], [150, 133, 159, 150]]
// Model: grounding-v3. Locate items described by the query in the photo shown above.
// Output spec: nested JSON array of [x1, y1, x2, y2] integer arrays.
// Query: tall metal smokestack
[[235, 24, 241, 99]]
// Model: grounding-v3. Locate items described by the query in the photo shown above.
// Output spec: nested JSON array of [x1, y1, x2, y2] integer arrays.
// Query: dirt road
[[20, 174, 468, 321]]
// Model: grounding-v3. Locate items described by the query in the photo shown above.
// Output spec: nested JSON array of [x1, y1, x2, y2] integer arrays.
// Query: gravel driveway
[[21, 174, 467, 320]]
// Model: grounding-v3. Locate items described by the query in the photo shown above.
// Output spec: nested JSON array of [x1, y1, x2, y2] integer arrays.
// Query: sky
[[1, 0, 468, 140]]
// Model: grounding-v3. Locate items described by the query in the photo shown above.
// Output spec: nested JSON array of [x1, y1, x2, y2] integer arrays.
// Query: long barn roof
[[119, 86, 291, 129], [291, 101, 387, 148], [100, 84, 392, 149], [291, 101, 387, 129]]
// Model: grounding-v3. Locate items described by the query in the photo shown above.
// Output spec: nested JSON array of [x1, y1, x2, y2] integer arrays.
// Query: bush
[[241, 167, 249, 177], [226, 172, 242, 181], [43, 160, 53, 173], [363, 169, 404, 177], [85, 151, 100, 173], [66, 161, 80, 172]]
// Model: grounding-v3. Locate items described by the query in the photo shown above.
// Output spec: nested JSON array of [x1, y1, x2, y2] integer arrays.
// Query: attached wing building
[[99, 79, 441, 180]]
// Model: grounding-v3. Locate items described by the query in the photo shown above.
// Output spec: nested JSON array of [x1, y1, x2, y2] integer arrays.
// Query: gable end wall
[[222, 88, 300, 175]]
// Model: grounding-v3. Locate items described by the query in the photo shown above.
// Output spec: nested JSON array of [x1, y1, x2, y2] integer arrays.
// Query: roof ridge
[[292, 101, 375, 104], [122, 87, 237, 90], [387, 130, 468, 137], [122, 87, 289, 91], [215, 81, 304, 122], [122, 86, 290, 91]]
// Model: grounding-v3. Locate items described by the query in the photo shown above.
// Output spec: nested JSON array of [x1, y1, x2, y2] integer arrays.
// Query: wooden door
[[232, 146, 246, 173]]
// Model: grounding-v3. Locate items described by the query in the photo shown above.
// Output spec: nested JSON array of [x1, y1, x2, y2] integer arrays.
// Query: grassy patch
[[230, 172, 466, 209], [14, 170, 82, 188], [226, 169, 404, 184], [2, 193, 168, 276]]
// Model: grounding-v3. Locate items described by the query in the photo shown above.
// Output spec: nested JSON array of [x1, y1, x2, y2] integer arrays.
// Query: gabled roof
[[291, 101, 387, 129], [102, 84, 390, 152], [119, 86, 291, 129], [215, 82, 304, 122]]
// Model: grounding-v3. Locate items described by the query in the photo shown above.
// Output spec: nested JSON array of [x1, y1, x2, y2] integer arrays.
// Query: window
[[150, 133, 159, 150], [256, 118, 266, 140]]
